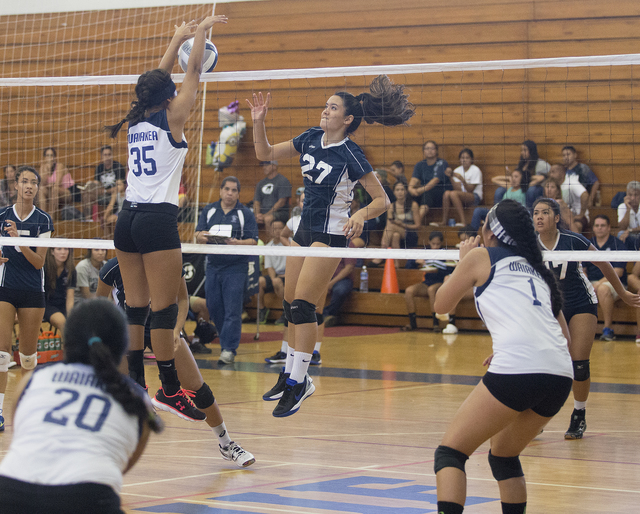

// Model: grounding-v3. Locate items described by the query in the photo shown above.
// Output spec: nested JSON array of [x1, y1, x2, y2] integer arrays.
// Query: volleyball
[[178, 38, 218, 73]]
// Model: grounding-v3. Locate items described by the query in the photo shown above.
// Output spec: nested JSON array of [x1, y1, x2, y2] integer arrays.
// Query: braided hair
[[104, 69, 175, 139], [64, 299, 163, 433], [494, 199, 564, 317], [335, 75, 415, 134]]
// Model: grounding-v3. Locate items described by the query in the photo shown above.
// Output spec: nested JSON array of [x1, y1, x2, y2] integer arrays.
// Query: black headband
[[147, 80, 176, 107]]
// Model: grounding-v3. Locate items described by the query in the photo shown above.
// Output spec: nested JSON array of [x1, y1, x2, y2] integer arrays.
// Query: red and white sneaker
[[151, 388, 206, 422]]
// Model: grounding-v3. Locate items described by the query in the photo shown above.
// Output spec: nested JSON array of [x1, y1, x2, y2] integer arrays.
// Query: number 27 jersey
[[293, 127, 372, 235], [126, 109, 188, 206]]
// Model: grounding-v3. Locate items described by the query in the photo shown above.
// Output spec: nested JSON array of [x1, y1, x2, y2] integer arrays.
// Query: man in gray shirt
[[253, 161, 291, 227]]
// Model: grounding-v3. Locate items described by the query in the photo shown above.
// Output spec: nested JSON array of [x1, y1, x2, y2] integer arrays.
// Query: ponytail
[[495, 200, 564, 317], [336, 75, 415, 134]]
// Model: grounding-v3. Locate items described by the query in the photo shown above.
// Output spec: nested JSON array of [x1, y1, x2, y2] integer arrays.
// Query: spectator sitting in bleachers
[[370, 181, 420, 267], [253, 160, 291, 227], [43, 245, 76, 336], [435, 148, 483, 227], [385, 160, 407, 186], [281, 191, 304, 245], [548, 163, 589, 233], [494, 140, 550, 207], [74, 247, 107, 305], [39, 147, 77, 217], [350, 169, 395, 249], [401, 231, 452, 332], [258, 219, 287, 325], [562, 145, 600, 207], [617, 180, 640, 250], [322, 256, 355, 328], [470, 168, 526, 232], [584, 214, 627, 341], [103, 178, 126, 238], [0, 165, 17, 208], [409, 140, 452, 224]]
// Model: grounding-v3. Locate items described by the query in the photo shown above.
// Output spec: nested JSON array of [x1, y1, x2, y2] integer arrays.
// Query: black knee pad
[[291, 299, 317, 325], [573, 359, 590, 382], [315, 312, 324, 326], [193, 382, 215, 410], [149, 304, 178, 330], [125, 304, 150, 326], [488, 450, 524, 481], [434, 445, 469, 474], [282, 300, 292, 323]]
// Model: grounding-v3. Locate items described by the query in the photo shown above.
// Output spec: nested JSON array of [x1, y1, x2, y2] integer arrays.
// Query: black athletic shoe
[[190, 341, 212, 354], [151, 388, 207, 422], [265, 350, 287, 364], [263, 370, 290, 401], [310, 351, 322, 365], [564, 408, 587, 440], [272, 375, 315, 417]]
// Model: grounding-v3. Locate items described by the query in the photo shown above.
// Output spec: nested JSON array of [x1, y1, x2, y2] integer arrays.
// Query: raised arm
[[158, 20, 198, 73], [245, 92, 298, 161]]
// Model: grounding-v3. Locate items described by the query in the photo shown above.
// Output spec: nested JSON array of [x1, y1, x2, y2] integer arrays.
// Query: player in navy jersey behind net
[[247, 75, 415, 417], [103, 16, 227, 421], [0, 166, 53, 432]]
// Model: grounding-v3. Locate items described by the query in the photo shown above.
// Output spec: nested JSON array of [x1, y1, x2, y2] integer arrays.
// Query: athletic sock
[[128, 350, 146, 388], [280, 340, 288, 353], [284, 346, 295, 374], [290, 351, 312, 383], [501, 501, 527, 514], [314, 342, 322, 352], [408, 312, 417, 329], [212, 422, 232, 448], [574, 400, 587, 411], [156, 359, 180, 396], [437, 501, 464, 514], [0, 392, 4, 413]]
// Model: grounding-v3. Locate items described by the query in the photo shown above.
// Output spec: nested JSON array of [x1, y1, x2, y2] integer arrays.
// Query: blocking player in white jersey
[[247, 76, 415, 417], [432, 200, 574, 514], [103, 16, 227, 420], [0, 166, 53, 432], [0, 299, 162, 513]]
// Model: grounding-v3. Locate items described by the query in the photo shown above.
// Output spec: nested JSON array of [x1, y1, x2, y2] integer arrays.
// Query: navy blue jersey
[[195, 200, 258, 271], [45, 267, 77, 311], [584, 235, 627, 285], [292, 127, 372, 235], [100, 257, 125, 308], [539, 229, 597, 309], [0, 205, 53, 291]]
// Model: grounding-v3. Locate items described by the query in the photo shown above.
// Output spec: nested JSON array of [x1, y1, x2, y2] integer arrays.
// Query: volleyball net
[[2, 6, 640, 263]]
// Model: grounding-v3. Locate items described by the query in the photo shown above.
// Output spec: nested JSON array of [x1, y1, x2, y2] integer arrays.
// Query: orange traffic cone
[[380, 257, 399, 294]]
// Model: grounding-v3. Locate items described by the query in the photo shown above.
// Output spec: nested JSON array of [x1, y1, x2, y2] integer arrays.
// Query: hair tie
[[88, 336, 102, 347], [486, 204, 516, 246]]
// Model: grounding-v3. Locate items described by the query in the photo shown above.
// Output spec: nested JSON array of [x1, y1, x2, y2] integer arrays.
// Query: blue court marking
[[193, 360, 640, 395], [134, 475, 498, 514]]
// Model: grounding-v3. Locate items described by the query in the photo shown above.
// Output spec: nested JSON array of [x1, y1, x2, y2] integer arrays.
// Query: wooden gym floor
[[2, 323, 640, 513]]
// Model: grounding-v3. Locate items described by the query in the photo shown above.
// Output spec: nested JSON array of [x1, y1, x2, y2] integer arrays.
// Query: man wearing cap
[[253, 161, 292, 227]]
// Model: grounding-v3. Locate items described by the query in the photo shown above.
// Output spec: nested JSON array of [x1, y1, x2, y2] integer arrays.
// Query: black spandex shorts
[[293, 219, 349, 248], [0, 288, 45, 309], [43, 304, 65, 323], [0, 476, 123, 514], [114, 201, 181, 254], [264, 275, 284, 293], [563, 303, 598, 324], [482, 371, 572, 418]]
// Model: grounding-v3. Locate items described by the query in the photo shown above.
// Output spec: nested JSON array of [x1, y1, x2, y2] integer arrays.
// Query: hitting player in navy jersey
[[96, 257, 255, 467], [534, 198, 640, 440], [104, 16, 227, 421], [247, 75, 415, 416], [432, 200, 572, 514], [0, 166, 53, 432]]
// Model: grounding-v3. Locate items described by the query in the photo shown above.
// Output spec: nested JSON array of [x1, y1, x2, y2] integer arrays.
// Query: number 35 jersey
[[475, 247, 573, 379], [293, 127, 372, 235], [126, 109, 188, 206], [0, 362, 141, 492]]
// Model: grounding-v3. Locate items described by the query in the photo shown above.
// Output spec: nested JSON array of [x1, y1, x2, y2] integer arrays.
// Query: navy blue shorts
[[563, 303, 598, 323], [483, 371, 572, 418], [293, 219, 349, 248], [114, 202, 181, 255], [0, 288, 45, 309]]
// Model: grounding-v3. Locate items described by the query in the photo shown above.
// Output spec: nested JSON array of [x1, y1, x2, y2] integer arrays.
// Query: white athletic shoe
[[220, 442, 255, 467], [218, 350, 235, 365], [442, 323, 458, 334]]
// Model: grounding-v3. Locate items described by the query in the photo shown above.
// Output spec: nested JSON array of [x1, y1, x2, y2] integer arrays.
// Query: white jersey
[[0, 362, 140, 492], [475, 247, 573, 379], [126, 109, 188, 206]]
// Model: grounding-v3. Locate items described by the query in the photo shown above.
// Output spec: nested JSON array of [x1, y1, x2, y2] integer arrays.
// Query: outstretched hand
[[198, 15, 228, 32], [458, 235, 483, 261], [172, 20, 198, 43], [245, 92, 271, 124]]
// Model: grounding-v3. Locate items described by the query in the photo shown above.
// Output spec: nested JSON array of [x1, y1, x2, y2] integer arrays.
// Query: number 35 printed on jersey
[[302, 154, 332, 183], [130, 145, 158, 176]]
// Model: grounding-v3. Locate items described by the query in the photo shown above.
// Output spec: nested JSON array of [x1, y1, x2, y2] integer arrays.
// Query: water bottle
[[359, 265, 369, 293]]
